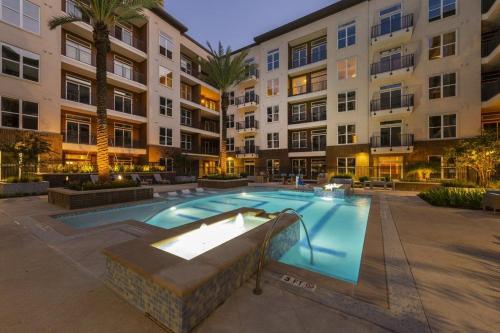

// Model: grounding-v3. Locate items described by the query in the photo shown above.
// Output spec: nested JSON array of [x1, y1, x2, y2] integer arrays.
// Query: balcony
[[288, 111, 327, 130], [107, 60, 147, 93], [235, 94, 259, 111], [288, 80, 327, 103], [61, 47, 96, 78], [370, 54, 414, 81], [235, 146, 259, 159], [180, 120, 220, 138], [370, 133, 414, 154], [182, 147, 219, 157], [483, 0, 500, 23], [180, 66, 219, 93], [239, 67, 259, 88], [371, 14, 414, 49], [482, 30, 500, 69], [482, 74, 500, 113], [288, 37, 327, 75], [236, 120, 259, 133], [109, 25, 147, 62], [62, 133, 146, 155], [370, 94, 414, 117]]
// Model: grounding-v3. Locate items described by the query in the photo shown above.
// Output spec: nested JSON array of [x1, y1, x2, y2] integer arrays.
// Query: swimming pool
[[57, 190, 371, 283]]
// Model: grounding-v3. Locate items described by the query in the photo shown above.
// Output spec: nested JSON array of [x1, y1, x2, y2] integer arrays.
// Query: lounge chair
[[153, 174, 170, 185], [181, 189, 193, 197], [131, 173, 150, 185], [196, 187, 217, 194], [482, 191, 500, 215]]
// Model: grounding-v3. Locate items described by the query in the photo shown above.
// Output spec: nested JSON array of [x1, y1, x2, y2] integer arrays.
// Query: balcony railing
[[371, 54, 414, 76], [289, 80, 327, 97], [289, 111, 326, 124], [482, 0, 496, 13], [184, 147, 219, 155], [107, 60, 146, 84], [63, 45, 95, 66], [110, 25, 146, 53], [482, 30, 500, 57], [243, 67, 259, 79], [181, 120, 219, 133], [235, 94, 259, 106], [371, 14, 414, 39], [289, 49, 327, 70], [236, 120, 259, 131], [236, 146, 259, 155], [63, 133, 145, 149], [482, 77, 500, 101], [370, 94, 414, 112], [109, 139, 145, 149], [370, 133, 414, 148]]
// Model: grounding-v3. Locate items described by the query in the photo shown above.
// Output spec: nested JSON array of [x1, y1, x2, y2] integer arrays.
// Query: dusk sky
[[164, 0, 338, 50]]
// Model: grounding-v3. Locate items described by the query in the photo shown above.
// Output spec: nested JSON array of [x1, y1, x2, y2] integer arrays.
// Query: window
[[114, 56, 132, 80], [181, 133, 192, 151], [429, 0, 456, 22], [1, 0, 39, 33], [159, 157, 174, 172], [311, 70, 327, 92], [311, 129, 326, 151], [159, 96, 172, 116], [337, 57, 357, 80], [337, 157, 356, 175], [180, 56, 193, 75], [291, 131, 307, 149], [291, 103, 306, 122], [159, 66, 172, 87], [483, 121, 500, 139], [338, 124, 356, 144], [226, 159, 235, 174], [114, 90, 132, 114], [338, 21, 356, 49], [267, 49, 279, 71], [291, 45, 307, 68], [159, 127, 172, 146], [429, 114, 456, 139], [226, 137, 234, 152], [311, 37, 327, 62], [115, 24, 132, 45], [338, 91, 356, 112], [226, 114, 234, 128], [229, 91, 235, 105], [267, 159, 280, 177], [65, 115, 90, 144], [429, 31, 456, 60], [1, 43, 39, 82], [267, 78, 279, 96], [181, 108, 192, 126], [159, 33, 173, 59], [65, 35, 92, 65], [66, 75, 91, 104], [291, 159, 307, 176], [114, 123, 133, 148], [311, 101, 326, 121], [429, 73, 456, 99], [291, 76, 307, 95], [267, 132, 279, 149], [180, 83, 192, 100], [0, 96, 37, 129], [267, 105, 279, 122]]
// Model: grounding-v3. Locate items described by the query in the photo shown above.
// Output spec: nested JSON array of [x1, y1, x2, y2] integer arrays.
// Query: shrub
[[4, 176, 41, 183], [441, 180, 480, 188], [66, 180, 138, 191], [359, 176, 369, 182], [205, 174, 241, 180], [418, 187, 486, 210], [332, 174, 354, 179]]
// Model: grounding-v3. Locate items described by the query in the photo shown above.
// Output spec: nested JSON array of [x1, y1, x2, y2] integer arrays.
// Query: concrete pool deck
[[0, 189, 498, 332]]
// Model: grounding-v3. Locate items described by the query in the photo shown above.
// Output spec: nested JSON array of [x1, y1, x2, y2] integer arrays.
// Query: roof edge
[[151, 6, 188, 33]]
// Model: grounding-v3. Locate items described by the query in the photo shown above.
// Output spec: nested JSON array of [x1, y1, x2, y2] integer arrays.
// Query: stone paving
[[0, 189, 498, 333]]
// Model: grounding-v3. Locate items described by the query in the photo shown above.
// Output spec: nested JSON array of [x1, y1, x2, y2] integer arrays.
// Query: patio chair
[[153, 174, 170, 185], [181, 189, 194, 197], [482, 191, 500, 215], [131, 173, 150, 186]]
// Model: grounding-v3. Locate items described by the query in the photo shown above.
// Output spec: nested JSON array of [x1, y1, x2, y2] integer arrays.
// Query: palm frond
[[48, 15, 83, 29]]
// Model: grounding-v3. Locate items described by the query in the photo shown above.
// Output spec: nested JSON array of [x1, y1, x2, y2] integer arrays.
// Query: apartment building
[[226, 0, 493, 180], [0, 0, 221, 178], [0, 0, 497, 180]]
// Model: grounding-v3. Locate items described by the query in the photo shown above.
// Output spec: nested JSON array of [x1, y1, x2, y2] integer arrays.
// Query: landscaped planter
[[48, 186, 153, 210], [0, 181, 49, 196], [198, 178, 248, 189], [393, 181, 441, 192]]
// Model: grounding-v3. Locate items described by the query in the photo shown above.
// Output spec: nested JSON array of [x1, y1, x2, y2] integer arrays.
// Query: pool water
[[57, 190, 371, 283]]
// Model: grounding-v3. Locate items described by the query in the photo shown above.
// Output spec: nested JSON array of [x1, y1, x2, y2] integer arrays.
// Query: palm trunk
[[219, 92, 229, 174], [94, 25, 110, 181]]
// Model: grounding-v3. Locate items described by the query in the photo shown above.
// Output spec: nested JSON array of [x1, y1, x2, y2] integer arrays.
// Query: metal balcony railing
[[482, 77, 500, 101], [482, 30, 500, 57], [235, 94, 259, 106], [243, 67, 259, 79], [236, 120, 259, 131], [62, 132, 96, 145], [370, 133, 414, 148], [371, 54, 414, 76], [289, 80, 327, 97], [482, 0, 496, 13], [236, 146, 259, 155], [371, 14, 414, 39], [370, 94, 414, 112], [108, 60, 146, 85], [181, 120, 219, 133], [289, 49, 327, 69], [110, 26, 146, 53]]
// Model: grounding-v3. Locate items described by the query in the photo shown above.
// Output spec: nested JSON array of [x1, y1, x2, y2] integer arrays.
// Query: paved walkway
[[0, 191, 498, 332]]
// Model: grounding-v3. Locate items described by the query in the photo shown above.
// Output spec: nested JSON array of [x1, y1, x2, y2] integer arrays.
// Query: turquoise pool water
[[57, 190, 371, 283]]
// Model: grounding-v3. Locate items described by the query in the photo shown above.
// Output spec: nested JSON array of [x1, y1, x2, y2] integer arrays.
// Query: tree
[[49, 0, 158, 181], [200, 42, 249, 174], [0, 133, 52, 180], [446, 132, 500, 187]]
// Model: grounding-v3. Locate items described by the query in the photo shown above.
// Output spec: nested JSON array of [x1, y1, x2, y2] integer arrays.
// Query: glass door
[[380, 120, 402, 147], [380, 83, 402, 110], [244, 88, 255, 103], [292, 45, 307, 68], [244, 113, 255, 129], [380, 4, 402, 35], [244, 137, 255, 154], [380, 48, 401, 73]]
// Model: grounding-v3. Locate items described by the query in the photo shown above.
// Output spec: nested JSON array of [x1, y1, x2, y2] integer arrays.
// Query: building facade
[[0, 0, 498, 180]]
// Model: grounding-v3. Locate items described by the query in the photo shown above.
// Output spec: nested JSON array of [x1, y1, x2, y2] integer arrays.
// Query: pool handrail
[[253, 208, 314, 295]]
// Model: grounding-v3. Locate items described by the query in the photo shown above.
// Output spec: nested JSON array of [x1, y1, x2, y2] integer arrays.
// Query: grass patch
[[66, 180, 139, 191], [441, 180, 480, 188], [418, 187, 486, 210]]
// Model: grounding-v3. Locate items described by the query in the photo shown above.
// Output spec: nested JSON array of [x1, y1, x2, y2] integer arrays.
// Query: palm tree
[[200, 42, 249, 174], [49, 0, 158, 181]]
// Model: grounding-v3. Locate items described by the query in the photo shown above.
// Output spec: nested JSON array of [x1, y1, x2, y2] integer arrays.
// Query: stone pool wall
[[104, 219, 299, 333]]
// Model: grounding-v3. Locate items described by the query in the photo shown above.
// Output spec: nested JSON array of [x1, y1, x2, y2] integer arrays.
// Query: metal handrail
[[253, 208, 314, 295]]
